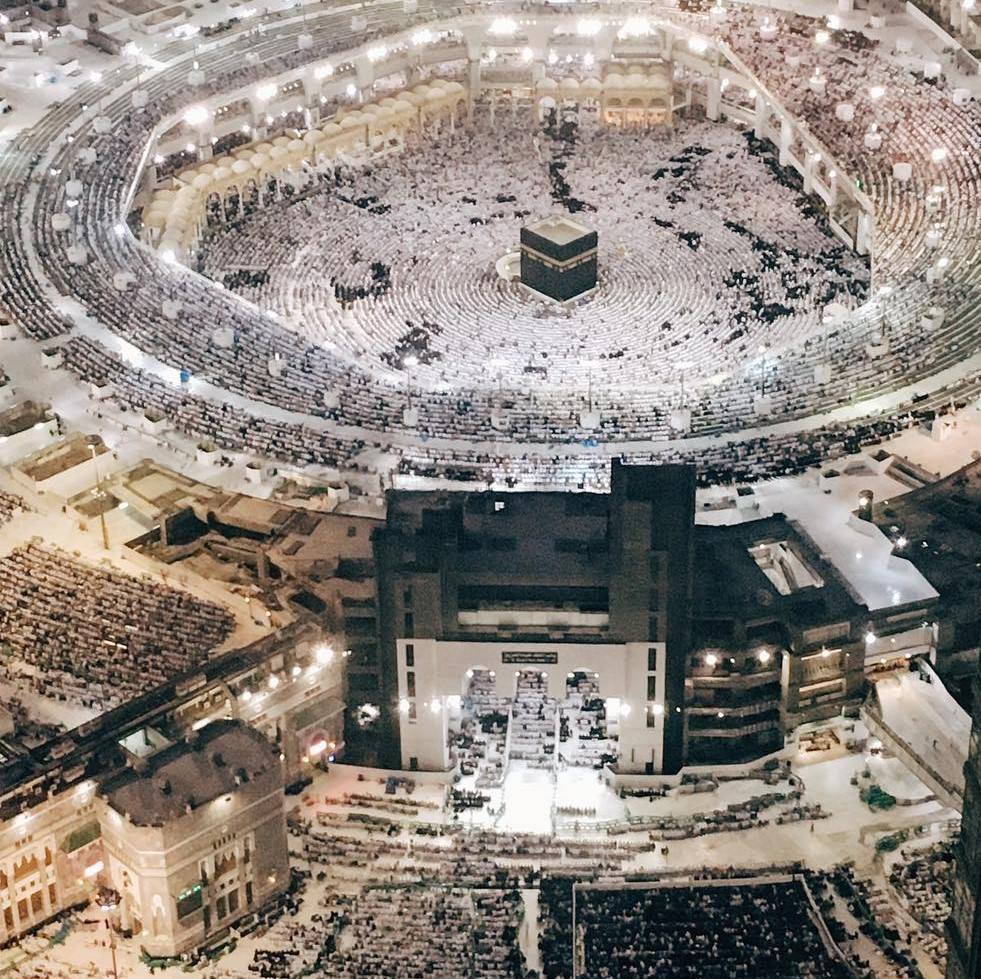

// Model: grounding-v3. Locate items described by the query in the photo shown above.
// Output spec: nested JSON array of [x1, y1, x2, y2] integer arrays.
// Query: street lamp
[[96, 885, 121, 979], [89, 442, 109, 550]]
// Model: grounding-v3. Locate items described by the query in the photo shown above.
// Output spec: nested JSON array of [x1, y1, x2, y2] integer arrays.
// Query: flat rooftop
[[0, 400, 50, 438], [524, 215, 593, 246], [102, 719, 279, 826]]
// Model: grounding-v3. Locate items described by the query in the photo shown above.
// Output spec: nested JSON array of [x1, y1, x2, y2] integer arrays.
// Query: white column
[[803, 152, 816, 194], [354, 55, 374, 94], [856, 210, 874, 256], [753, 93, 766, 139], [706, 77, 721, 121], [779, 118, 793, 166]]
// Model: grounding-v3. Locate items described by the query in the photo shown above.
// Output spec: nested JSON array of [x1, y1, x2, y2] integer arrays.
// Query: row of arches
[[142, 79, 468, 259]]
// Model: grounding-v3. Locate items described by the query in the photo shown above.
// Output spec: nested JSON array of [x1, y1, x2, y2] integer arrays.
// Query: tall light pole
[[759, 343, 769, 397], [97, 886, 120, 979], [89, 443, 110, 550]]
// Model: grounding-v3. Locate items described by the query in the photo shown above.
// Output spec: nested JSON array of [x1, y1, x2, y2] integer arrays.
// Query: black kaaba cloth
[[519, 216, 598, 302]]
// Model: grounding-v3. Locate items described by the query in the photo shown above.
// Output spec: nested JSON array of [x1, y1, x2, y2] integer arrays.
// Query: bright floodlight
[[367, 44, 387, 62], [931, 146, 948, 163], [814, 29, 830, 44], [619, 16, 649, 38], [689, 35, 708, 54], [256, 82, 278, 101], [314, 63, 334, 80], [411, 28, 432, 45], [521, 46, 534, 62], [183, 104, 209, 127], [398, 698, 411, 713], [577, 17, 601, 36], [488, 16, 517, 35]]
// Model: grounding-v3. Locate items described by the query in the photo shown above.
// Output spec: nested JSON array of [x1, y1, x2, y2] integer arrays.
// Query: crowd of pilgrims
[[0, 543, 233, 713], [0, 0, 979, 491], [199, 116, 869, 392], [556, 878, 850, 979], [0, 769, 954, 978]]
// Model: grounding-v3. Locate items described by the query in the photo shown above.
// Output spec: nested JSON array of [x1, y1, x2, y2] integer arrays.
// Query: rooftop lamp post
[[96, 885, 121, 979]]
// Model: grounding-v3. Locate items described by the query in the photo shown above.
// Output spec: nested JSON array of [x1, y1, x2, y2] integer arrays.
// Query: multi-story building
[[688, 516, 868, 764], [947, 653, 981, 979], [374, 463, 877, 773], [99, 720, 289, 957], [374, 461, 695, 773], [0, 622, 341, 951]]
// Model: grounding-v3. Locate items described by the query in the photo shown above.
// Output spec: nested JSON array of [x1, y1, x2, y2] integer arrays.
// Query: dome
[[231, 159, 252, 175], [604, 73, 625, 89], [211, 166, 233, 182], [537, 77, 558, 91], [269, 145, 289, 159], [272, 136, 291, 147], [249, 153, 269, 170], [191, 173, 212, 189], [302, 130, 321, 144], [254, 142, 275, 153], [559, 77, 580, 92], [340, 113, 365, 128], [581, 77, 602, 93], [287, 138, 306, 152], [319, 122, 343, 136]]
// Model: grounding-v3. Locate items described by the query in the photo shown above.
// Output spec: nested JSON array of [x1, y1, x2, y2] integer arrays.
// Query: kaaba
[[519, 216, 598, 303]]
